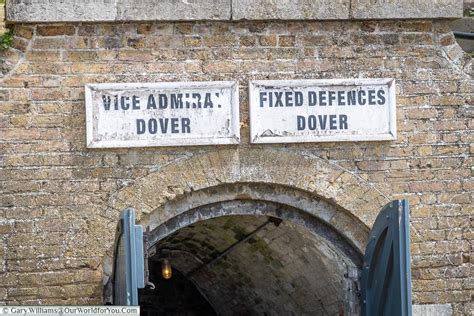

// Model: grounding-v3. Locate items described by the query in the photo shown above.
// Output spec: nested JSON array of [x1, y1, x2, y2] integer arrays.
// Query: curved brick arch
[[108, 148, 390, 231]]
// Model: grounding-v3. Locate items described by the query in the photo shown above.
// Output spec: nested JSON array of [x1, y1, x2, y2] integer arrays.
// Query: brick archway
[[108, 148, 389, 227], [103, 148, 391, 312]]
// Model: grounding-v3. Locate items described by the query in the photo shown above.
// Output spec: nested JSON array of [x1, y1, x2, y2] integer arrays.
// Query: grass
[[0, 30, 12, 50]]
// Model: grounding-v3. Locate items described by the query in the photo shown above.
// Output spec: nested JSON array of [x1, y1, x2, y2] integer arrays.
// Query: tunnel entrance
[[106, 153, 413, 314], [139, 199, 363, 315], [139, 264, 216, 315]]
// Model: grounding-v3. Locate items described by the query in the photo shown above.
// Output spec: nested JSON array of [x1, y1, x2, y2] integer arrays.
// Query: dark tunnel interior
[[139, 215, 360, 315]]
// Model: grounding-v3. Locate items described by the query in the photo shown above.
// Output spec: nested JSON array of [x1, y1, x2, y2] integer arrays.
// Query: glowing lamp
[[162, 259, 172, 280]]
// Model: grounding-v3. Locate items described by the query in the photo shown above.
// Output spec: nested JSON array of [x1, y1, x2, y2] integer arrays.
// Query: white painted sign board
[[249, 79, 396, 144], [85, 81, 239, 148]]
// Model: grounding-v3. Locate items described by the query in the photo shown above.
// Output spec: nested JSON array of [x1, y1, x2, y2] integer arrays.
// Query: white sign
[[249, 79, 396, 144], [85, 81, 240, 148]]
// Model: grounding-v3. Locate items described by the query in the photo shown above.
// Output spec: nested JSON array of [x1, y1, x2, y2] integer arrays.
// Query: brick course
[[0, 20, 472, 314]]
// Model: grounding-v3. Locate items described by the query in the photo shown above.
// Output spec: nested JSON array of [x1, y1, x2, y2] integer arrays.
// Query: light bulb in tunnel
[[162, 259, 172, 280]]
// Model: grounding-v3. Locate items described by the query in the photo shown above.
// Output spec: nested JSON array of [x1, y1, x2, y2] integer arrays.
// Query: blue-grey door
[[112, 208, 145, 305], [360, 199, 412, 316]]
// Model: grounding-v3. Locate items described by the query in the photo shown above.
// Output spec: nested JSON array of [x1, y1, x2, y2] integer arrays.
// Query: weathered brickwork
[[0, 20, 472, 314]]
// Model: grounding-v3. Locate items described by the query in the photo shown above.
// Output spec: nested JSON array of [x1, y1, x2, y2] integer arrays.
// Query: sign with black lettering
[[85, 82, 239, 148], [249, 79, 396, 144]]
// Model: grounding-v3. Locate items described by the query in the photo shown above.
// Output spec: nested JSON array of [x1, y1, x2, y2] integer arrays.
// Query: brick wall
[[0, 20, 472, 314]]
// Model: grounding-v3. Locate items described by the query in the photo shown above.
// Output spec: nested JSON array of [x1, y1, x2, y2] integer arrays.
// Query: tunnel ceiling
[[147, 214, 359, 315]]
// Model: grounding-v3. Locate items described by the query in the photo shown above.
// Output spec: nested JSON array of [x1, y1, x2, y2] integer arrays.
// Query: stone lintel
[[6, 0, 463, 23], [6, 0, 232, 23], [351, 0, 463, 20], [232, 0, 351, 20]]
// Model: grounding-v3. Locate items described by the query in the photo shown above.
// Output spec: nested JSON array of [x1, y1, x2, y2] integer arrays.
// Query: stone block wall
[[5, 0, 462, 22], [0, 19, 472, 314]]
